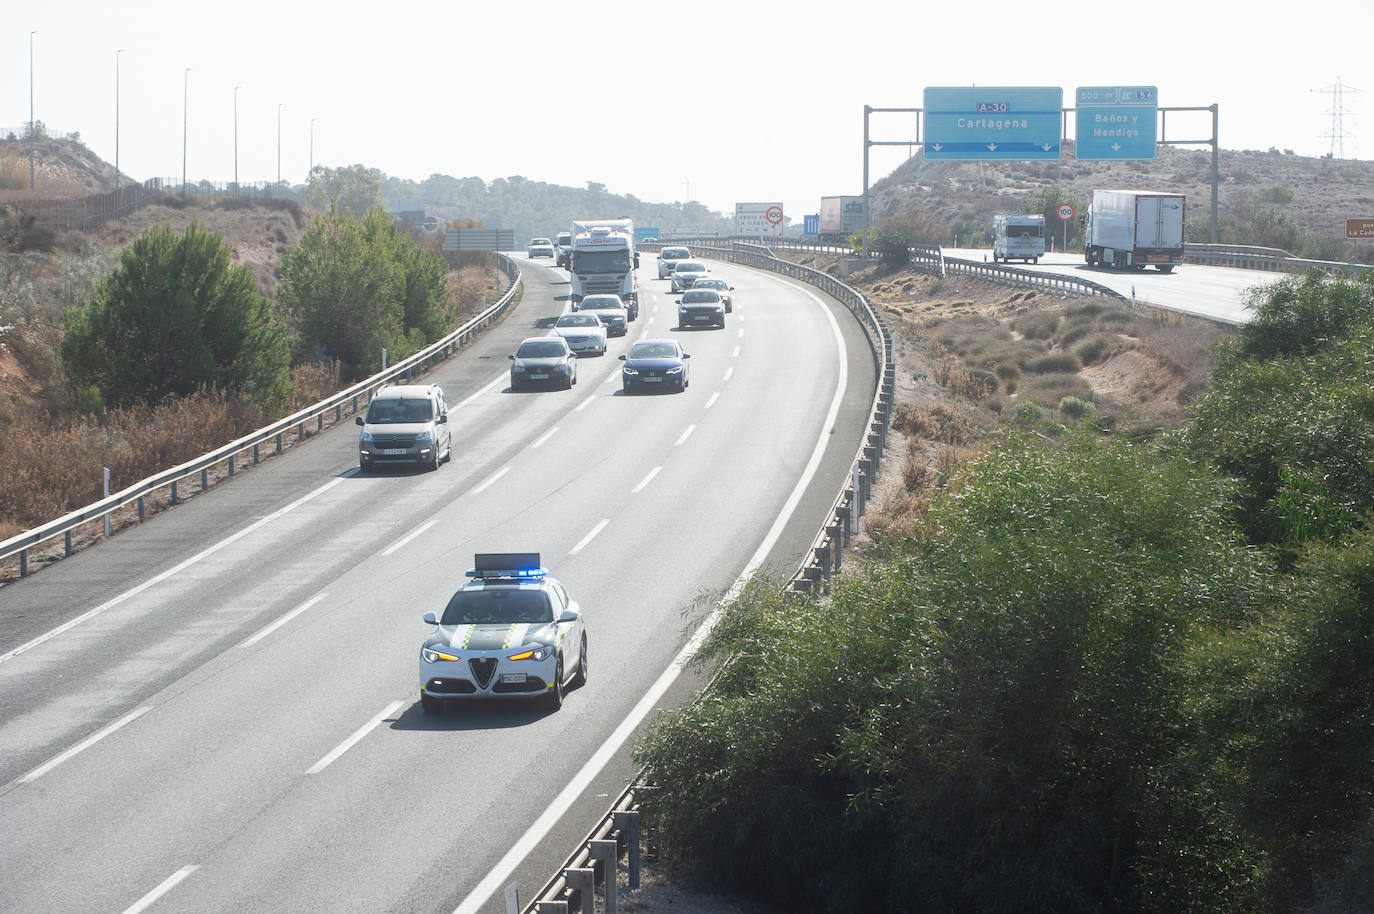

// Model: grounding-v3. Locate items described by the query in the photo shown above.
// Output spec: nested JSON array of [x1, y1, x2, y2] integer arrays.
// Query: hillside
[[870, 143, 1374, 259]]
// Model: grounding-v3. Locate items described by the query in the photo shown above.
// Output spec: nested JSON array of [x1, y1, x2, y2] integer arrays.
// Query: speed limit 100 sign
[[1057, 203, 1075, 221], [765, 205, 784, 225]]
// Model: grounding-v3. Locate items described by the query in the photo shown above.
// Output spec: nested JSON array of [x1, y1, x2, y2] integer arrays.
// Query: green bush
[[1014, 400, 1041, 424], [62, 222, 291, 407], [1025, 352, 1082, 374], [1020, 371, 1093, 408], [1058, 395, 1096, 419], [1075, 336, 1112, 365]]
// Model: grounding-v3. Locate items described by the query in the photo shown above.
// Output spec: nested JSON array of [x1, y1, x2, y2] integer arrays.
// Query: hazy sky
[[3, 0, 1370, 226]]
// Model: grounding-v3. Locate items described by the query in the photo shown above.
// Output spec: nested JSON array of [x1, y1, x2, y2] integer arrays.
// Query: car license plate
[[530, 373, 549, 380], [644, 376, 662, 383], [500, 673, 524, 684], [381, 448, 407, 455]]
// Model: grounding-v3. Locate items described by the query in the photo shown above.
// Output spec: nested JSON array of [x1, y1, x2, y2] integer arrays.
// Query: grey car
[[669, 261, 709, 292], [574, 294, 629, 336], [691, 277, 734, 312], [509, 336, 577, 390], [552, 312, 608, 356], [355, 384, 451, 472], [657, 245, 691, 279]]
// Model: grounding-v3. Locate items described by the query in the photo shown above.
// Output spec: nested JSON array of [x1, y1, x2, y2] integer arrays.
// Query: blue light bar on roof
[[467, 552, 545, 579]]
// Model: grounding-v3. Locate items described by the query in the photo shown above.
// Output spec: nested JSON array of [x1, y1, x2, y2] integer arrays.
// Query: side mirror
[[729, 285, 735, 290], [558, 609, 579, 624], [422, 611, 439, 625], [355, 416, 364, 426], [618, 354, 627, 361], [633, 253, 640, 268], [683, 353, 692, 359], [675, 299, 683, 305], [508, 353, 515, 360], [438, 414, 447, 424]]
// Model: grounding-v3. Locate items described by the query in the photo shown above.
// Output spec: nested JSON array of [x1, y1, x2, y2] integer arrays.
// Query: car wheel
[[563, 371, 573, 390], [622, 382, 633, 395], [570, 634, 588, 688], [544, 656, 565, 710], [421, 691, 442, 714], [429, 449, 440, 472], [358, 461, 368, 473], [677, 321, 686, 330]]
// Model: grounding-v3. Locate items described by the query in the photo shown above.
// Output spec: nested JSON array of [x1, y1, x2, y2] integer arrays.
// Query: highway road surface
[[0, 255, 876, 914]]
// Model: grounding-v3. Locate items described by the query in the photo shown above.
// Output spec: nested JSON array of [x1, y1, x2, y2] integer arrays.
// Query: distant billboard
[[734, 202, 785, 237]]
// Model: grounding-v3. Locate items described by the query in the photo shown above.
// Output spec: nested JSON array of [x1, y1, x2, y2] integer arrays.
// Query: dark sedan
[[676, 288, 726, 329], [619, 339, 691, 394], [509, 337, 578, 390]]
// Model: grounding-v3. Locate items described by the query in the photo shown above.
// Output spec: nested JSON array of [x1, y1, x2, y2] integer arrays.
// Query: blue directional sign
[[634, 227, 660, 242], [923, 86, 1063, 161], [803, 214, 820, 237], [1075, 86, 1157, 160]]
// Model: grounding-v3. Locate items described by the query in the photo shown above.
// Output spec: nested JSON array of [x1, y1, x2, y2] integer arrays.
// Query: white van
[[355, 384, 451, 472]]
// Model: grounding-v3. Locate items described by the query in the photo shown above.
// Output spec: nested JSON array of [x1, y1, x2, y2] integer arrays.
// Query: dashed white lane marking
[[239, 592, 330, 649], [568, 519, 609, 556], [470, 466, 510, 495], [674, 425, 696, 447], [306, 700, 405, 775], [532, 426, 561, 449], [382, 520, 437, 557], [631, 467, 662, 494], [122, 865, 200, 914], [722, 367, 734, 382], [704, 392, 720, 410]]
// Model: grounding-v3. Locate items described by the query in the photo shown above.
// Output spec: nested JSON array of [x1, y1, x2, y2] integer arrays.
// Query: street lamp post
[[29, 30, 37, 191], [309, 117, 317, 179], [233, 86, 241, 188], [182, 68, 191, 189], [115, 49, 124, 192], [276, 103, 283, 185]]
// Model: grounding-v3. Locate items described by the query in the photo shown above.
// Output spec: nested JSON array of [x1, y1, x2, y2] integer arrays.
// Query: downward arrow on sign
[[987, 143, 998, 152]]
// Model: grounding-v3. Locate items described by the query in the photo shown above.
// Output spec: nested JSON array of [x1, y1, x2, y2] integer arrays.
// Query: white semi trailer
[[1083, 190, 1185, 273], [568, 219, 639, 311]]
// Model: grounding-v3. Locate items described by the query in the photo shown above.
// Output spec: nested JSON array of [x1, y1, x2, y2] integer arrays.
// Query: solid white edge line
[[453, 370, 511, 410], [704, 392, 720, 410], [452, 274, 850, 914], [20, 705, 153, 785], [568, 519, 609, 556], [0, 476, 348, 667], [674, 425, 696, 447], [531, 426, 561, 449], [239, 592, 330, 649], [471, 466, 510, 496], [631, 466, 662, 495], [306, 699, 405, 775], [121, 865, 200, 914], [574, 397, 594, 412], [382, 519, 438, 557]]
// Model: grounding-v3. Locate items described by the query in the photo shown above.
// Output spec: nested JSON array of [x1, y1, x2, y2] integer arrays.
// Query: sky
[[3, 0, 1371, 229]]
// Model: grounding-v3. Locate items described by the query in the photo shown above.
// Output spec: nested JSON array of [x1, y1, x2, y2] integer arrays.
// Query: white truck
[[992, 214, 1046, 264], [1083, 190, 1185, 273], [568, 219, 639, 312]]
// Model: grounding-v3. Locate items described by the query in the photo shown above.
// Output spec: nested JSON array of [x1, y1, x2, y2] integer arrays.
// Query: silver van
[[355, 384, 451, 471]]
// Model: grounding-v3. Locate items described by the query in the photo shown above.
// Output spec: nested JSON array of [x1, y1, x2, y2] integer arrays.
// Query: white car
[[419, 554, 587, 712], [528, 237, 555, 258], [552, 312, 608, 356], [669, 261, 710, 292], [657, 245, 691, 279]]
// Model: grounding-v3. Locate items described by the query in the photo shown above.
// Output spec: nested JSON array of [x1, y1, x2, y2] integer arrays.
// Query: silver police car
[[419, 554, 587, 712]]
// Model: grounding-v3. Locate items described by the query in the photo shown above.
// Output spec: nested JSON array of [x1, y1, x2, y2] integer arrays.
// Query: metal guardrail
[[0, 255, 522, 579], [521, 240, 895, 914], [937, 255, 1126, 299], [1184, 243, 1372, 276]]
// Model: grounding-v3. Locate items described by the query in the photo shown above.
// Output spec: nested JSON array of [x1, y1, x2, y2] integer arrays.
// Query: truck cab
[[568, 220, 640, 312], [993, 214, 1046, 264]]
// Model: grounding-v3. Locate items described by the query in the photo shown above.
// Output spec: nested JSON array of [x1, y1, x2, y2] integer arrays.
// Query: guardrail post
[[297, 422, 305, 442], [590, 839, 618, 913], [566, 867, 595, 914], [228, 455, 236, 477], [201, 468, 209, 492], [171, 481, 179, 506], [64, 531, 73, 555], [138, 496, 145, 522], [827, 523, 843, 575], [275, 433, 283, 455], [818, 543, 832, 583], [19, 549, 26, 577], [613, 810, 640, 888]]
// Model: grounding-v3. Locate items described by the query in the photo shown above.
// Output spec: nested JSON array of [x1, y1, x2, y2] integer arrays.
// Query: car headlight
[[422, 647, 459, 663], [416, 430, 433, 444], [677, 306, 687, 313], [360, 431, 374, 444], [512, 364, 526, 373], [507, 647, 550, 662], [622, 365, 638, 376], [666, 366, 684, 375]]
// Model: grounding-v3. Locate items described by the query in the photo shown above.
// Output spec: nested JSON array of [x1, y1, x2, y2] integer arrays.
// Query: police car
[[419, 554, 587, 712]]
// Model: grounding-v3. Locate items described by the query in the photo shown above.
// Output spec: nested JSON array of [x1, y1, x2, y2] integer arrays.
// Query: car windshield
[[580, 298, 623, 310], [556, 234, 571, 245], [558, 314, 601, 327], [681, 290, 720, 303], [573, 250, 631, 273], [695, 279, 727, 290], [628, 342, 680, 359], [516, 340, 566, 358], [441, 587, 552, 625], [365, 398, 432, 423], [661, 248, 689, 259], [674, 262, 705, 272]]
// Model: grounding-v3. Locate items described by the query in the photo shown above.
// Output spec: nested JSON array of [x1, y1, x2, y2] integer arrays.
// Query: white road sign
[[735, 202, 785, 237]]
